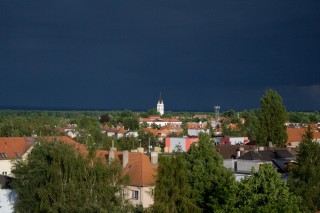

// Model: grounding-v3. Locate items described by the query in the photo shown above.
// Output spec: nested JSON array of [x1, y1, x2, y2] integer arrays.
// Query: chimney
[[109, 149, 115, 162], [151, 152, 158, 165], [138, 147, 144, 153], [154, 146, 161, 153], [237, 150, 241, 158], [122, 150, 129, 168]]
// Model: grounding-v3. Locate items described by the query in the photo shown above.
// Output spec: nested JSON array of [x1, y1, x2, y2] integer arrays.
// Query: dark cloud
[[0, 1, 319, 111]]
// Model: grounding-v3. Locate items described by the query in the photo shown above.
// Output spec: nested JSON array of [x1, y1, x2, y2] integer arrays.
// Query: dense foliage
[[256, 89, 288, 147], [153, 133, 236, 212], [185, 133, 236, 211], [229, 164, 303, 213], [152, 154, 200, 213], [289, 125, 320, 212], [11, 140, 131, 213]]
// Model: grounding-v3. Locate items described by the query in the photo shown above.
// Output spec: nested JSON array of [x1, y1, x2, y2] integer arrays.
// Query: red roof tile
[[0, 137, 34, 159], [123, 152, 157, 186], [287, 127, 320, 145]]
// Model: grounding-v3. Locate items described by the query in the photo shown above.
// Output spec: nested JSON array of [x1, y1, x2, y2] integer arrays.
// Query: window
[[2, 171, 7, 175], [131, 190, 138, 200], [15, 152, 21, 158], [120, 189, 125, 198], [0, 153, 8, 158]]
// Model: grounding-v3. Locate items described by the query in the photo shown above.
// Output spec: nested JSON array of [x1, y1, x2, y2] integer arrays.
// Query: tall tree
[[152, 154, 200, 213], [185, 133, 236, 212], [256, 89, 288, 147], [229, 163, 303, 213], [11, 141, 130, 213], [289, 125, 320, 212]]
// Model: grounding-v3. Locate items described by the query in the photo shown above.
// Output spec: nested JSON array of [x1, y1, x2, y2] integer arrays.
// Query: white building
[[157, 93, 164, 116]]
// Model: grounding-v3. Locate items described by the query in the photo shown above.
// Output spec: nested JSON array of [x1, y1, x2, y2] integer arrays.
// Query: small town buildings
[[101, 125, 127, 139], [286, 124, 320, 147], [0, 137, 35, 212], [94, 148, 158, 208], [165, 137, 199, 152], [219, 136, 249, 145], [217, 144, 297, 181], [0, 137, 34, 177], [59, 124, 79, 138], [139, 116, 182, 127]]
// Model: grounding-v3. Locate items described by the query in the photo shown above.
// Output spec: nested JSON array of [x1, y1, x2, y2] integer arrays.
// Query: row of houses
[[1, 122, 320, 211]]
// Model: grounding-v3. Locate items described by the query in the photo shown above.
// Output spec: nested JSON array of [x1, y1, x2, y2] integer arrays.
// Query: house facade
[[0, 137, 34, 177]]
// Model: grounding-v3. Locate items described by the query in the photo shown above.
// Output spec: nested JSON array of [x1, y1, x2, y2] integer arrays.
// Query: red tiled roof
[[0, 137, 34, 159], [95, 150, 157, 186], [123, 152, 157, 186], [287, 127, 320, 145], [140, 117, 181, 123], [39, 136, 88, 155]]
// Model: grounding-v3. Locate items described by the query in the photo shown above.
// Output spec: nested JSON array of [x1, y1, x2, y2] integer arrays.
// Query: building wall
[[165, 137, 199, 152], [125, 185, 154, 208], [0, 146, 33, 178], [0, 160, 14, 177], [236, 159, 269, 174], [0, 189, 17, 213], [147, 121, 182, 127], [188, 129, 210, 137]]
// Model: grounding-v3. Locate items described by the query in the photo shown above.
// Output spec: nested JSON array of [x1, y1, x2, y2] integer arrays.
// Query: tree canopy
[[153, 133, 236, 212], [229, 163, 303, 213], [152, 154, 200, 213], [289, 125, 320, 212], [11, 140, 131, 213], [256, 89, 288, 147], [185, 133, 236, 212]]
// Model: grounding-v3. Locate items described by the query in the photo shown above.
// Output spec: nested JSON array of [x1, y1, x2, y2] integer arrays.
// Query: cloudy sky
[[1, 1, 319, 112]]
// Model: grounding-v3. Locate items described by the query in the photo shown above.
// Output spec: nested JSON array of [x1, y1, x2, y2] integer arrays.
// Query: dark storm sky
[[0, 1, 319, 112]]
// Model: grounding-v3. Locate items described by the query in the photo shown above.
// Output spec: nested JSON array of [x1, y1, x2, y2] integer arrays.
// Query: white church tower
[[157, 93, 164, 116]]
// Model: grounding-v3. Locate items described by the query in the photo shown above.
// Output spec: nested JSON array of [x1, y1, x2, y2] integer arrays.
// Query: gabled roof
[[0, 137, 34, 160], [123, 152, 157, 186], [96, 150, 157, 186], [239, 149, 294, 161], [215, 144, 253, 159]]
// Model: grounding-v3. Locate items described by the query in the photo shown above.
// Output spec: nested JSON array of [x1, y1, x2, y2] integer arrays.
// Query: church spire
[[158, 92, 163, 104], [157, 92, 164, 116]]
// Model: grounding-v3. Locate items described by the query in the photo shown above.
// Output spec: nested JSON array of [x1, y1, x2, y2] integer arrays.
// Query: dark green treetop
[[11, 140, 131, 213], [289, 125, 320, 212], [229, 163, 304, 213], [256, 89, 288, 147]]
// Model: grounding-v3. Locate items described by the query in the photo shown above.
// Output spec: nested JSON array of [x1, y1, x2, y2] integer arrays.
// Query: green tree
[[241, 110, 258, 140], [289, 125, 320, 212], [122, 116, 139, 130], [152, 154, 200, 213], [256, 89, 288, 147], [11, 140, 130, 213], [230, 163, 303, 213], [185, 133, 236, 212], [99, 113, 111, 124]]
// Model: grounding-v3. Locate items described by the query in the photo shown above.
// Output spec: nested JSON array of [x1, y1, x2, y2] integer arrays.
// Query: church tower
[[157, 93, 164, 116]]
